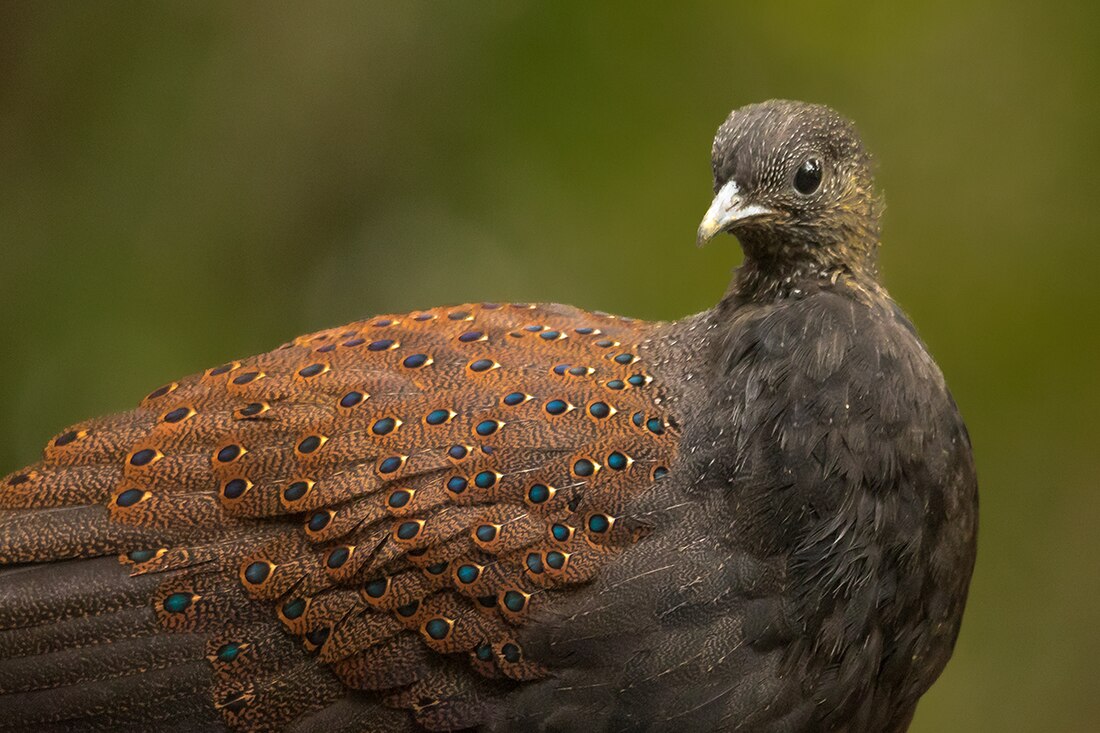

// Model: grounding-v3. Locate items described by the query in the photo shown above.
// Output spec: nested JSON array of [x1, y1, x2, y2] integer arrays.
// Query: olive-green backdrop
[[1, 3, 1097, 730]]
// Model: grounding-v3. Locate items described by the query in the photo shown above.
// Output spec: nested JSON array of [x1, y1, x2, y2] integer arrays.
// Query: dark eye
[[794, 159, 823, 195]]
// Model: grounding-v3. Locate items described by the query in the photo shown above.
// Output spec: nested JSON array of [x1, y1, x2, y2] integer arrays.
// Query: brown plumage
[[0, 100, 977, 732]]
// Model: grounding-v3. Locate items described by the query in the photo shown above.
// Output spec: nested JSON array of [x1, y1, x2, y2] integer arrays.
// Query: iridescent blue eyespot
[[340, 391, 365, 408], [217, 445, 242, 463], [632, 412, 644, 427], [426, 561, 448, 575], [425, 617, 451, 640], [448, 311, 469, 321], [233, 371, 261, 385], [147, 384, 174, 399], [606, 380, 625, 390], [163, 407, 191, 423], [116, 488, 144, 507], [595, 339, 614, 348], [396, 600, 419, 617], [475, 420, 500, 436], [545, 400, 568, 415], [475, 524, 498, 542], [502, 643, 521, 663], [503, 392, 526, 406], [614, 353, 634, 365], [378, 453, 404, 471], [546, 551, 566, 570], [388, 489, 412, 508], [297, 436, 323, 454], [458, 331, 483, 342], [283, 481, 309, 502], [163, 593, 192, 613], [282, 598, 306, 619], [307, 511, 331, 532], [244, 562, 271, 585], [447, 445, 469, 460], [128, 549, 157, 562], [367, 339, 394, 351], [653, 466, 670, 480], [573, 459, 595, 477], [474, 471, 497, 489], [343, 337, 365, 347], [326, 547, 350, 569], [456, 564, 480, 584], [524, 324, 542, 332], [223, 478, 248, 499], [527, 484, 551, 504], [588, 514, 611, 533], [372, 417, 397, 435], [502, 590, 527, 612], [539, 330, 560, 340], [426, 409, 451, 425], [525, 553, 544, 574], [589, 402, 610, 418], [130, 448, 158, 466], [298, 363, 325, 377], [551, 523, 571, 541], [216, 642, 243, 663], [447, 476, 468, 494], [476, 642, 493, 661], [403, 353, 429, 368], [469, 359, 494, 372], [575, 327, 595, 334], [647, 418, 665, 435], [628, 374, 647, 387], [396, 521, 421, 540], [553, 364, 569, 375], [607, 452, 628, 470], [365, 578, 389, 598], [568, 366, 588, 376], [378, 456, 403, 474]]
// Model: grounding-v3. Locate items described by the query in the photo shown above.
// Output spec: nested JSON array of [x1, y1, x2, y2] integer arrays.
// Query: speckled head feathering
[[698, 100, 883, 298], [0, 100, 976, 733]]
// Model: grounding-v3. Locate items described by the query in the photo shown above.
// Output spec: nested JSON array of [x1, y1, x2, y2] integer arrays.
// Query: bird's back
[[0, 302, 683, 731]]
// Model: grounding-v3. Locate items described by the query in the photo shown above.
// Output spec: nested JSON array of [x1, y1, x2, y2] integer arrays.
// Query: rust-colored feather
[[0, 302, 678, 730]]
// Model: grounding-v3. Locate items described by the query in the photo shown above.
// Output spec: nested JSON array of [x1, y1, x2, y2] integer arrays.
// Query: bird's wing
[[0, 302, 679, 731]]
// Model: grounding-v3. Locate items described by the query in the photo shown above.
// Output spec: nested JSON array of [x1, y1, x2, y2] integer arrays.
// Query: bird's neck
[[727, 230, 881, 303]]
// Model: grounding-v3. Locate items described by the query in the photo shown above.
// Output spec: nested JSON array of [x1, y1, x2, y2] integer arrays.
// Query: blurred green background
[[1, 2, 1097, 730]]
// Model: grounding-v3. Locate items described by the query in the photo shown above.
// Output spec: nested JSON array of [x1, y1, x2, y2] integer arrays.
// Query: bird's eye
[[794, 159, 823, 195]]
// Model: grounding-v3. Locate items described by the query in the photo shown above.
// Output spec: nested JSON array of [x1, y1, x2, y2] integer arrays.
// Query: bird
[[0, 100, 977, 732]]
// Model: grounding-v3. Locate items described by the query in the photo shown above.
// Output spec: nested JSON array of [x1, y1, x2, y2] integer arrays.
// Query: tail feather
[[0, 506, 163, 563], [0, 557, 159, 630], [0, 630, 206, 695], [0, 659, 217, 728]]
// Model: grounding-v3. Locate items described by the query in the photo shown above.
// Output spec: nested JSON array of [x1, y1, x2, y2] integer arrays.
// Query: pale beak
[[696, 179, 774, 246]]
